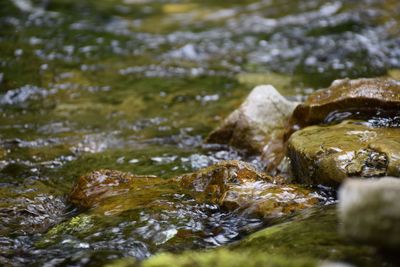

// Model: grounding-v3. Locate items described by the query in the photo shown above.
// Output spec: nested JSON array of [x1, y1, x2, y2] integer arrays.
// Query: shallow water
[[1, 0, 400, 266]]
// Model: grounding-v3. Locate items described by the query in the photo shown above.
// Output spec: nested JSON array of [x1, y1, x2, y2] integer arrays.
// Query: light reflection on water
[[0, 0, 400, 265]]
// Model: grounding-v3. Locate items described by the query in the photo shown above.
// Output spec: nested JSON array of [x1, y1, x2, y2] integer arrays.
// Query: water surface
[[1, 0, 400, 265]]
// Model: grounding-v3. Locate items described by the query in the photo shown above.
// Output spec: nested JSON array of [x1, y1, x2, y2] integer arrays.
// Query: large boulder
[[338, 178, 400, 251], [206, 85, 298, 171], [287, 121, 400, 185], [291, 78, 400, 129]]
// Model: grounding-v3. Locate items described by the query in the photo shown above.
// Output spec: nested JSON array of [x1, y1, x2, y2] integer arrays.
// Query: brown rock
[[69, 169, 163, 209], [69, 162, 320, 220], [222, 181, 320, 219], [176, 160, 320, 218], [291, 78, 400, 129], [176, 160, 271, 204]]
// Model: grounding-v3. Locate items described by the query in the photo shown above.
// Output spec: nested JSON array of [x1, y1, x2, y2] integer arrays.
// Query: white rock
[[206, 85, 298, 171]]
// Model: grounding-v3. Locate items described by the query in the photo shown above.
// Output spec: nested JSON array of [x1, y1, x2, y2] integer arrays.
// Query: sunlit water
[[1, 0, 400, 266]]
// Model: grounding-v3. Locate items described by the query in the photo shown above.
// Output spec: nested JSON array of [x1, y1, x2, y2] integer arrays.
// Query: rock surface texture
[[338, 178, 400, 251], [70, 161, 320, 220], [206, 85, 298, 171], [221, 181, 320, 219], [69, 169, 163, 209], [290, 78, 400, 129], [176, 160, 271, 203], [177, 160, 319, 218], [287, 121, 400, 185]]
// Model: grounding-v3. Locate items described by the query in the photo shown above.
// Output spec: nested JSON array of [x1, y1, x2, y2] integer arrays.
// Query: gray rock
[[338, 177, 400, 251], [206, 85, 298, 171]]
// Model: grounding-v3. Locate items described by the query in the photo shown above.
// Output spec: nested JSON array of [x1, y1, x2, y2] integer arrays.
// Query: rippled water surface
[[1, 0, 400, 266]]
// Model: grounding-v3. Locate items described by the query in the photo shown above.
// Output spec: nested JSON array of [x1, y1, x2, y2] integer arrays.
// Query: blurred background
[[0, 0, 400, 266]]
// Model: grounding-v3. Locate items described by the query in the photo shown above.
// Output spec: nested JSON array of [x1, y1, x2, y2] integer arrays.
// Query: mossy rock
[[232, 206, 394, 267], [287, 121, 400, 185], [35, 215, 94, 248], [176, 160, 320, 218]]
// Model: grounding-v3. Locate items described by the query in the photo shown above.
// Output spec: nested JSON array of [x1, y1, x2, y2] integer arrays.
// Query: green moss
[[143, 250, 316, 267], [233, 206, 390, 267], [47, 215, 94, 236], [104, 258, 137, 267]]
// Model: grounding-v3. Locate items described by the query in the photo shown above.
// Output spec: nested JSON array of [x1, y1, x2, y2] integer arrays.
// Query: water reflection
[[1, 0, 399, 266]]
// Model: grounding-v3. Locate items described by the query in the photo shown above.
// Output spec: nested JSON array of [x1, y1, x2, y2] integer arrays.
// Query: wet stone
[[175, 160, 272, 204], [69, 169, 163, 209], [176, 160, 320, 219], [287, 121, 400, 186], [69, 162, 320, 232], [221, 181, 320, 220], [291, 78, 400, 129]]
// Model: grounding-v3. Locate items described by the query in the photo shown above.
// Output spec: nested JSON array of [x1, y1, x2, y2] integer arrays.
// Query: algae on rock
[[287, 121, 400, 185]]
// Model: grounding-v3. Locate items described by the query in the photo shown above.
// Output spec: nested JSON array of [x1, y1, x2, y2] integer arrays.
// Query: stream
[[1, 0, 400, 266]]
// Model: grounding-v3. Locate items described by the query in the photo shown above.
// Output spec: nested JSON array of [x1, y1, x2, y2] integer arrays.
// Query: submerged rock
[[338, 178, 400, 251], [287, 121, 400, 185], [176, 160, 271, 203], [62, 162, 322, 261], [70, 161, 320, 221], [222, 181, 320, 219], [206, 85, 298, 171], [69, 169, 163, 209], [291, 78, 400, 129], [176, 160, 320, 218]]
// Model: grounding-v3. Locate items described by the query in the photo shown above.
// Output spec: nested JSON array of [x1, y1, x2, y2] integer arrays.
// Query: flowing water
[[0, 0, 400, 266]]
